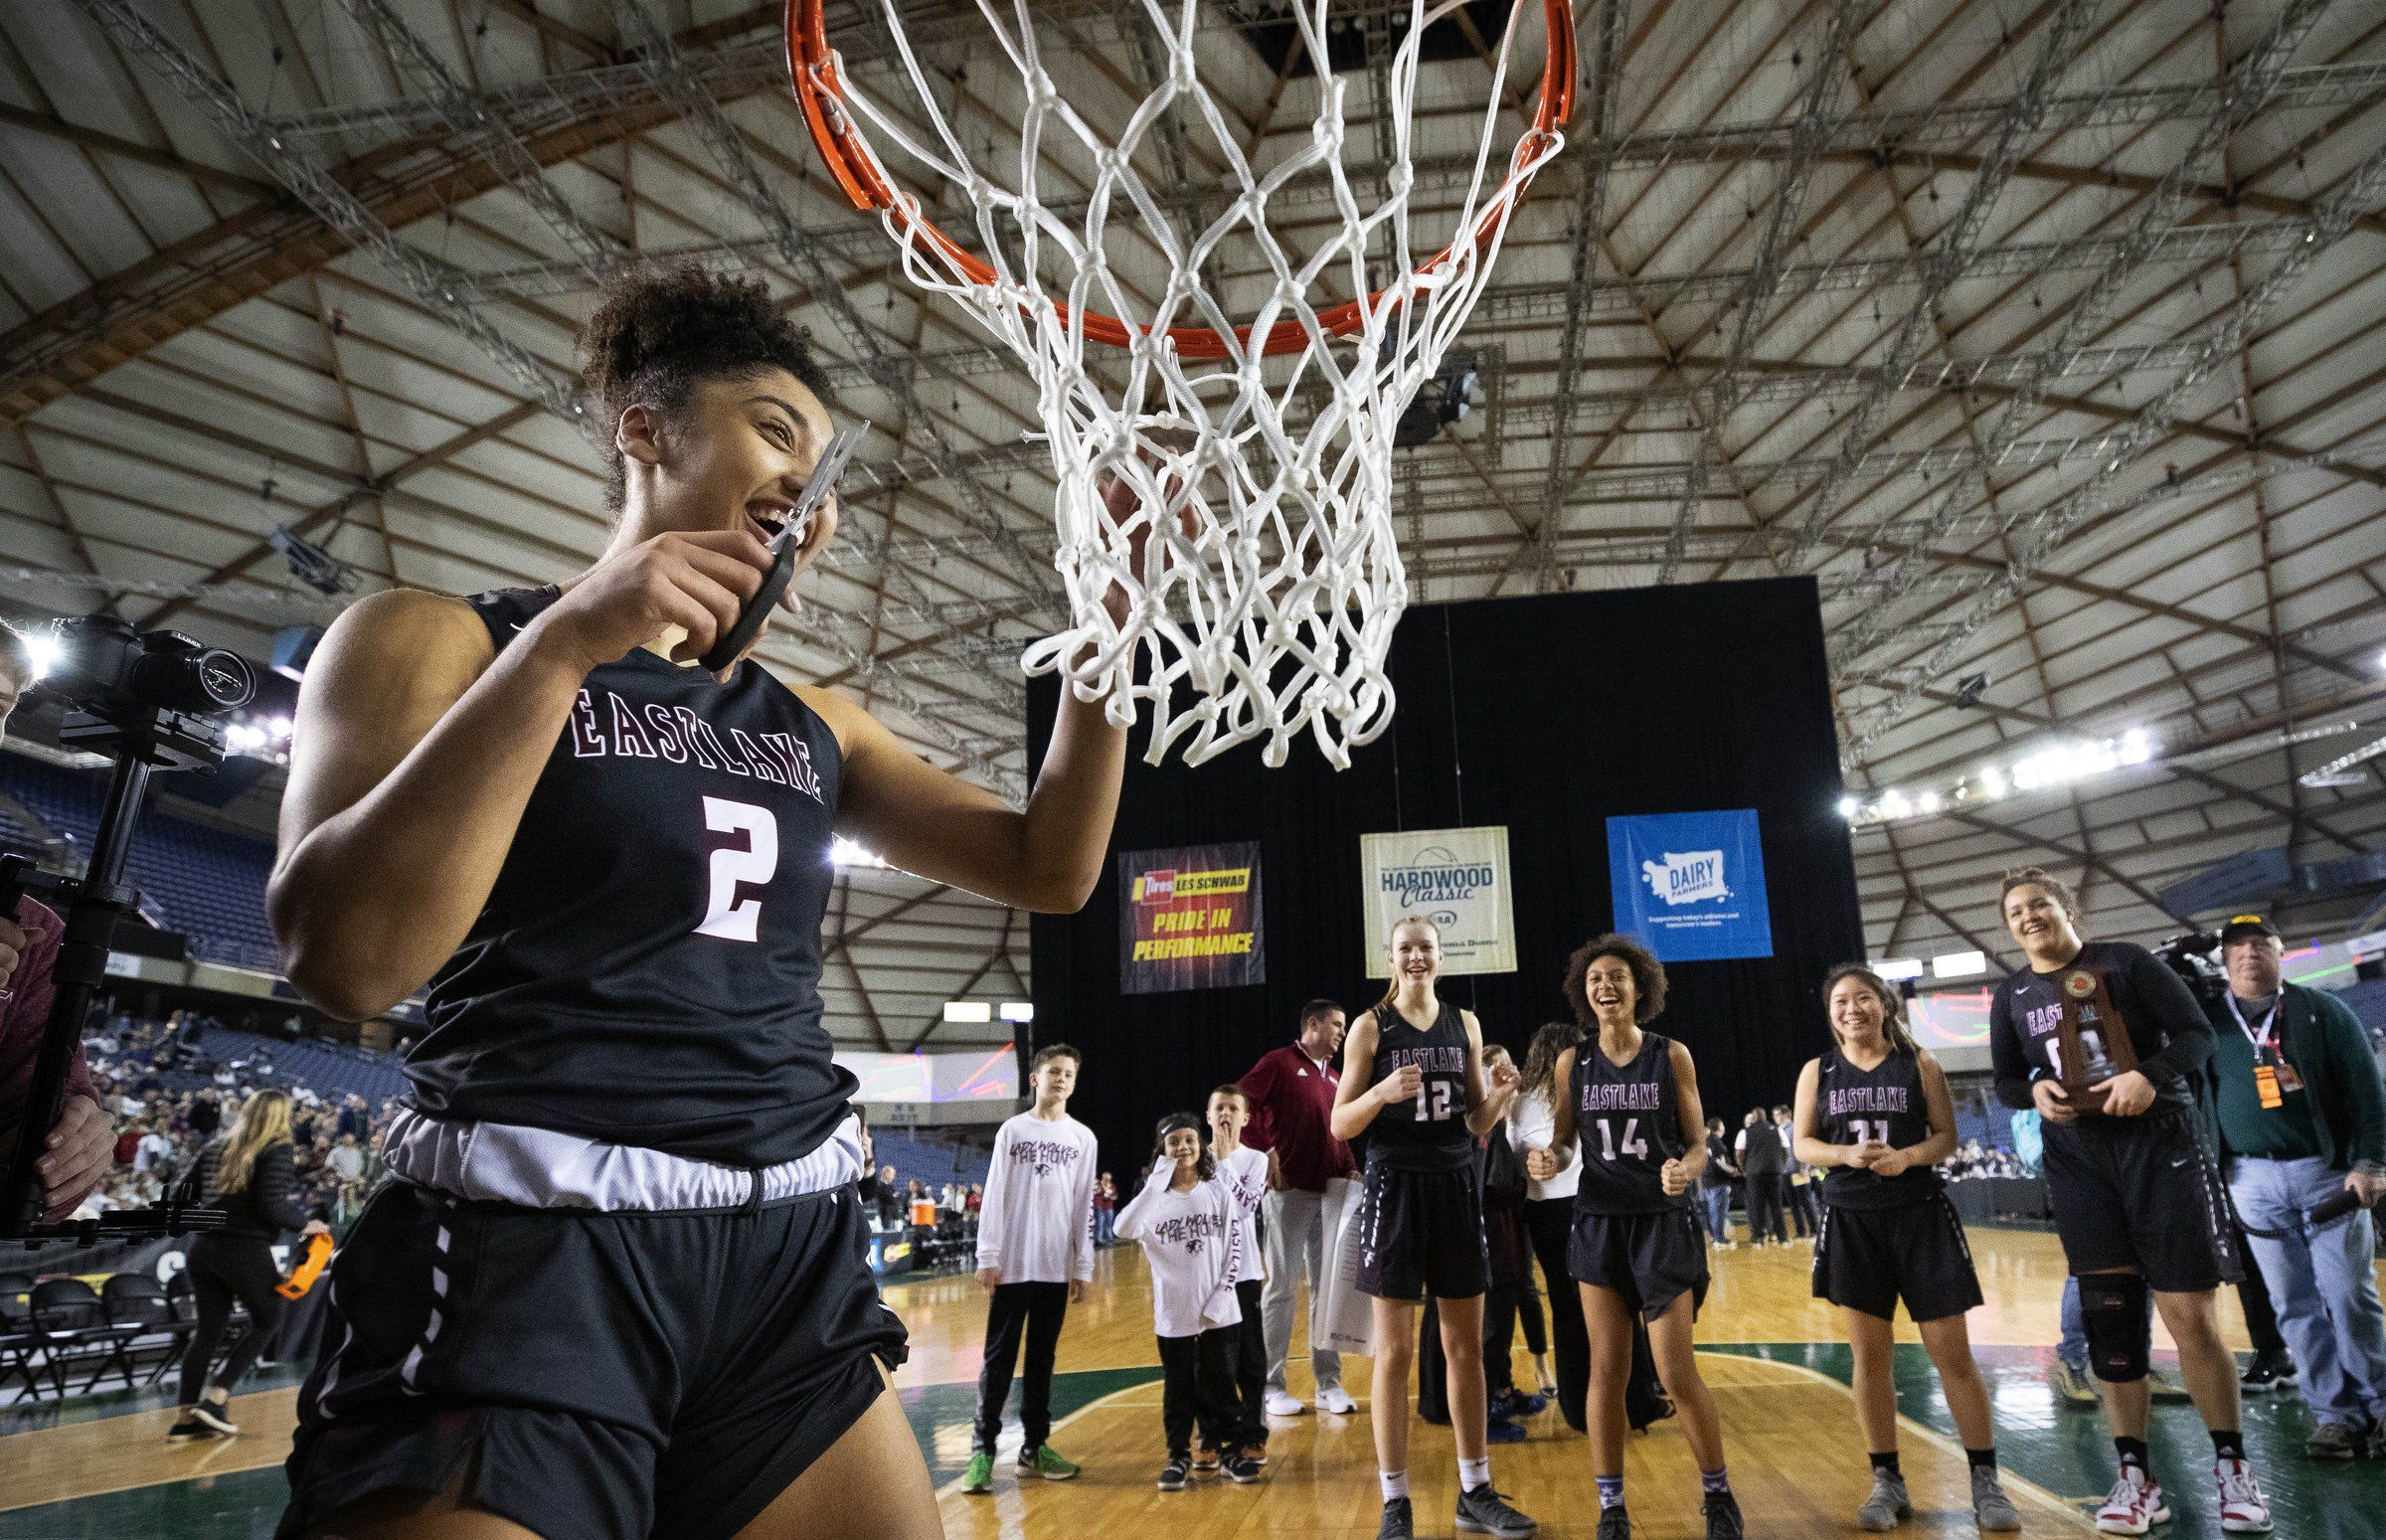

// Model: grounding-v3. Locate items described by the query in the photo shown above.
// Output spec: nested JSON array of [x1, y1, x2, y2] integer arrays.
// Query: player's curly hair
[[1562, 933, 1667, 1026], [579, 262, 834, 513]]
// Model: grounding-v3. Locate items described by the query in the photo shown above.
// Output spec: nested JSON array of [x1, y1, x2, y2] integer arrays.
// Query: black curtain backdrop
[[1026, 576, 1861, 1176]]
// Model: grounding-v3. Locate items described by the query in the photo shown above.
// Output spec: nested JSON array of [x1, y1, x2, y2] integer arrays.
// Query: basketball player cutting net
[[1989, 868, 2272, 1535], [265, 265, 1136, 1540]]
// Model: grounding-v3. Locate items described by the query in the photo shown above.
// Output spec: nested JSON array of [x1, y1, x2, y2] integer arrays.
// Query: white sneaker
[[1316, 1386, 1359, 1415], [2094, 1467, 2168, 1535], [1264, 1389, 1305, 1418], [2214, 1457, 2272, 1533]]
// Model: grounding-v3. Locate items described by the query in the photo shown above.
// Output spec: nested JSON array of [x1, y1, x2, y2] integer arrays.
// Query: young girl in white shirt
[[1116, 1113, 1257, 1491]]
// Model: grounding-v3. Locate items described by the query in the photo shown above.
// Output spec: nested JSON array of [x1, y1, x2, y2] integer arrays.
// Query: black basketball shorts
[[1355, 1159, 1492, 1301], [1811, 1194, 1984, 1323], [2041, 1112, 2242, 1292], [1568, 1206, 1709, 1322], [277, 1179, 909, 1540]]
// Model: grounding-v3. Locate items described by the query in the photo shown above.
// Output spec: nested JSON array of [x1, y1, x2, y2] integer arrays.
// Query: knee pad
[[2081, 1274, 2150, 1383]]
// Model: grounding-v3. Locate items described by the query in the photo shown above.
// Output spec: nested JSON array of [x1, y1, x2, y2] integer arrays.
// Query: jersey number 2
[[696, 796, 777, 942]]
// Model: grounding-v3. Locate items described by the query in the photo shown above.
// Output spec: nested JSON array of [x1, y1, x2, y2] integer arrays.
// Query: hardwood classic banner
[[1117, 841, 1266, 994], [1359, 825, 1518, 977]]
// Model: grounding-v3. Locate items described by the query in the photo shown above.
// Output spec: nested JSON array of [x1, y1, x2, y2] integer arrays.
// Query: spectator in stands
[[1239, 997, 1360, 1418], [172, 1089, 331, 1442], [337, 1093, 369, 1142], [327, 1131, 366, 1183], [966, 1182, 984, 1215], [189, 1086, 222, 1137], [135, 1114, 176, 1174], [876, 1166, 903, 1228], [2201, 915, 2386, 1458]]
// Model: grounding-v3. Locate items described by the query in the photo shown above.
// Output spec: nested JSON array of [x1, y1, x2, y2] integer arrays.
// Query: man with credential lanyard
[[2202, 914, 2386, 1460]]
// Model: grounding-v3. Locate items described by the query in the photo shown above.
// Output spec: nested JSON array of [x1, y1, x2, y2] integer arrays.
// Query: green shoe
[[1020, 1443, 1081, 1480], [961, 1452, 994, 1494]]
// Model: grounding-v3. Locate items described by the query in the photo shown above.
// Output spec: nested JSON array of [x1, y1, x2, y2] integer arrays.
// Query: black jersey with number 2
[[404, 587, 856, 1167], [1570, 1031, 1689, 1215], [1815, 1044, 1942, 1209], [1365, 999, 1475, 1172]]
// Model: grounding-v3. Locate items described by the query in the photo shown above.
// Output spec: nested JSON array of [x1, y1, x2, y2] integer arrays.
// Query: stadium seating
[[0, 755, 280, 972]]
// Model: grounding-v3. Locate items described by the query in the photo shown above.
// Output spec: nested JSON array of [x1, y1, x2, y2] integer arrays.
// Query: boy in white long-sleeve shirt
[[1118, 1113, 1255, 1490], [1208, 1083, 1273, 1468], [963, 1045, 1099, 1494]]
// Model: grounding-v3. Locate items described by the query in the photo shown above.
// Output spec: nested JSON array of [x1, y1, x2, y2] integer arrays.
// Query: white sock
[[1459, 1455, 1491, 1490], [1380, 1470, 1409, 1502]]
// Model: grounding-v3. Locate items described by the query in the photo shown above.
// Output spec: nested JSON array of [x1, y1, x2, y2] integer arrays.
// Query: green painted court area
[[8, 1348, 2381, 1537]]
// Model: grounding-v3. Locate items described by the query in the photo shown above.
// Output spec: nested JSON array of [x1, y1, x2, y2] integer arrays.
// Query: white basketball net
[[804, 2, 1566, 767]]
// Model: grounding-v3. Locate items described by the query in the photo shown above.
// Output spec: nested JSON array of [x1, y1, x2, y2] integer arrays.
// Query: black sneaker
[[1157, 1456, 1190, 1491], [1455, 1482, 1537, 1537], [165, 1418, 219, 1444], [1377, 1496, 1415, 1540], [2241, 1348, 2293, 1394], [1222, 1451, 1263, 1484], [190, 1402, 239, 1437], [1596, 1505, 1631, 1540], [1704, 1489, 1745, 1540]]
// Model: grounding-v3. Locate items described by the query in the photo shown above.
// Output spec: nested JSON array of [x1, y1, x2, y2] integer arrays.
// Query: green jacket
[[2196, 982, 2386, 1171]]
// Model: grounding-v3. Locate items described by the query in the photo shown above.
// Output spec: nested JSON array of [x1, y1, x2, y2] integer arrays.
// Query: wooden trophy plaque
[[2055, 963, 2139, 1115]]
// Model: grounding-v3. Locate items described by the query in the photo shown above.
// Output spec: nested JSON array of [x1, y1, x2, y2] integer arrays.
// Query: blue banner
[[1607, 810, 1774, 961]]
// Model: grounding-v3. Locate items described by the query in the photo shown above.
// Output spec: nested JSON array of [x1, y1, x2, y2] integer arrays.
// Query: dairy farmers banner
[[1118, 841, 1265, 994], [1360, 825, 1517, 977], [1607, 809, 1775, 961]]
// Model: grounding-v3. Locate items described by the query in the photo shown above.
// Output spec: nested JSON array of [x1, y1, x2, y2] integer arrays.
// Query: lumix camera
[[2151, 928, 2230, 1007], [15, 613, 254, 724]]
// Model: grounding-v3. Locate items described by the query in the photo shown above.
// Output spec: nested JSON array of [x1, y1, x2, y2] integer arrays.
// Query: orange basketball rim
[[786, 0, 1578, 359]]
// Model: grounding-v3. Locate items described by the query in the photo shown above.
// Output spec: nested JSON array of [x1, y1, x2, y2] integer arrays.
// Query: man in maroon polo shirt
[[1241, 997, 1358, 1416], [0, 643, 114, 1223]]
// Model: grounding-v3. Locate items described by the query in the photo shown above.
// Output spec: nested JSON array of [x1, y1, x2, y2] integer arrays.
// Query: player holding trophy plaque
[[1986, 868, 2273, 1535]]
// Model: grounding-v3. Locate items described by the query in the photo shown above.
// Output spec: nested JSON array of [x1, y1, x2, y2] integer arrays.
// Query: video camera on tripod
[[1, 612, 255, 1243]]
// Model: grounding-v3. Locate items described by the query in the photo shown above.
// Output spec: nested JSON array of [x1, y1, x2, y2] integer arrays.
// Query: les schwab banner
[[1118, 842, 1265, 994]]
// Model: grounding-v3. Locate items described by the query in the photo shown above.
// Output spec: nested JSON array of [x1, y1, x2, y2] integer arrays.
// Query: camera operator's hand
[[528, 529, 773, 680], [34, 1094, 113, 1224], [2346, 1166, 2386, 1209], [2031, 1077, 2079, 1125], [0, 905, 47, 995]]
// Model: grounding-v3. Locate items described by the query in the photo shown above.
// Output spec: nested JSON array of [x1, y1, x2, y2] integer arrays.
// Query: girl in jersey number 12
[[1330, 916, 1537, 1540]]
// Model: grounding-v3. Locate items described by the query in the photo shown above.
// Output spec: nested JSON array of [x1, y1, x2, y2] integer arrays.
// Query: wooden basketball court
[[6, 1228, 2381, 1537]]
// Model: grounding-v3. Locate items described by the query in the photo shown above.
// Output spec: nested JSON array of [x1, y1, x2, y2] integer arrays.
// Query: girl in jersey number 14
[[1543, 935, 1740, 1540]]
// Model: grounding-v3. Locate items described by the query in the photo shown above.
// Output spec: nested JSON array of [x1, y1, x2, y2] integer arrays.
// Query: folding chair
[[27, 1278, 108, 1400], [0, 1273, 42, 1402], [98, 1274, 189, 1392]]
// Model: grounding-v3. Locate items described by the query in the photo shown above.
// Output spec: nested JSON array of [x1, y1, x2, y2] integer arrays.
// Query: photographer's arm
[[269, 591, 585, 1021]]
